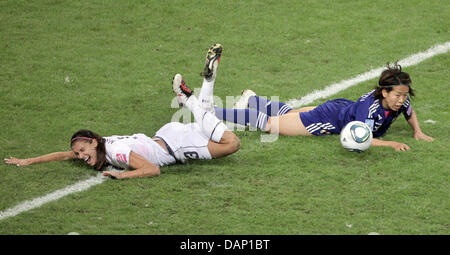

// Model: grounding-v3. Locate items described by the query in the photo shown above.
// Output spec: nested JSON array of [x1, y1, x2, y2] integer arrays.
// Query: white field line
[[1, 41, 449, 221], [286, 41, 450, 108], [0, 173, 106, 220], [0, 168, 123, 221]]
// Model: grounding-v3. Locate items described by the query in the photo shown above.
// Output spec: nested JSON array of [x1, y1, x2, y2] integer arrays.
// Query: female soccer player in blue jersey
[[216, 63, 433, 151]]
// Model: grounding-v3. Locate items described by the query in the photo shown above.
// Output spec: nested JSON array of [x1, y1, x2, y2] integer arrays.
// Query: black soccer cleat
[[200, 43, 223, 80]]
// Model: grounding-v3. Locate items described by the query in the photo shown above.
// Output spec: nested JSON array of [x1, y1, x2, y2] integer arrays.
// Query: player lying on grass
[[5, 44, 240, 179], [215, 63, 433, 151]]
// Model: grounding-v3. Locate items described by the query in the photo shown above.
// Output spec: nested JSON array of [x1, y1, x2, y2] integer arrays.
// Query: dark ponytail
[[70, 129, 107, 170]]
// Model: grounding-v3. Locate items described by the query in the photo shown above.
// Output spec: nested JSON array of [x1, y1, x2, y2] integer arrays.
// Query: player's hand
[[391, 142, 410, 152], [102, 171, 123, 179], [414, 131, 434, 141], [4, 157, 31, 166]]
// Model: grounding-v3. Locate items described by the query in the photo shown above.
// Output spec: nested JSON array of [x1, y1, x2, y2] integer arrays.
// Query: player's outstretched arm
[[371, 138, 411, 152], [102, 151, 160, 179], [407, 110, 434, 141], [4, 151, 76, 166]]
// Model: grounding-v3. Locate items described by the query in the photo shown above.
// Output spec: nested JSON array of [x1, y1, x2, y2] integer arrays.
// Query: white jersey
[[104, 122, 212, 169], [104, 133, 175, 169]]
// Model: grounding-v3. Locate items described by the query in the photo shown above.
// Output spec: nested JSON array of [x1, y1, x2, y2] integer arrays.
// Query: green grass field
[[0, 0, 449, 235]]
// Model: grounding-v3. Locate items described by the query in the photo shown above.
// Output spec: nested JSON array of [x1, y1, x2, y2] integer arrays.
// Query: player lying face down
[[215, 63, 434, 151]]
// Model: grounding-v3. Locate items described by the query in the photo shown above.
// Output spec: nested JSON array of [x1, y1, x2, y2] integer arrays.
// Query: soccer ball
[[340, 121, 373, 152]]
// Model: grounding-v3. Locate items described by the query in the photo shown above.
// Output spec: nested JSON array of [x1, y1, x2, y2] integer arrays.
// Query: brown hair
[[374, 62, 415, 100], [70, 129, 107, 170]]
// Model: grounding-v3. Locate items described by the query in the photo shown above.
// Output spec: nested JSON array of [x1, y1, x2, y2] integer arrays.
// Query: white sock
[[185, 95, 226, 143], [198, 78, 215, 113]]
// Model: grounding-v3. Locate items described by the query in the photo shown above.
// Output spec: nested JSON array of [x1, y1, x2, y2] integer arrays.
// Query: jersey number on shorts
[[184, 151, 199, 159]]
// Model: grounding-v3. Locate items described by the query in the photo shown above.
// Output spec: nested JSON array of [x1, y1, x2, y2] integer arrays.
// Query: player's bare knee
[[221, 131, 240, 153], [229, 133, 240, 153]]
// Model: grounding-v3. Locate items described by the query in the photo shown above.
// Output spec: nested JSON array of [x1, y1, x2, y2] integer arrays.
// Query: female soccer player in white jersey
[[215, 63, 433, 151], [5, 44, 239, 179]]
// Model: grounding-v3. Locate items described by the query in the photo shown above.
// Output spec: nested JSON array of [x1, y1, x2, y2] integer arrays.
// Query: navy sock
[[215, 107, 268, 130], [248, 96, 292, 116]]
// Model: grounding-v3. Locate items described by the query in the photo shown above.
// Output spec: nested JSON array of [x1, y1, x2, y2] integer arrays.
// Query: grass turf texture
[[0, 0, 449, 234]]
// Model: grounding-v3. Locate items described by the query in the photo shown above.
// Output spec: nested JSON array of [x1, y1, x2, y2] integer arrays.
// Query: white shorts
[[154, 122, 212, 163]]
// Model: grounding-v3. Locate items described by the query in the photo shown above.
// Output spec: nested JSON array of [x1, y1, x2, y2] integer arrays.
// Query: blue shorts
[[299, 98, 353, 136]]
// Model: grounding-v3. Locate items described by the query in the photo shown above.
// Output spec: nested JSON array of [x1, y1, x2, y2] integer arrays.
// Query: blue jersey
[[299, 90, 413, 137]]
